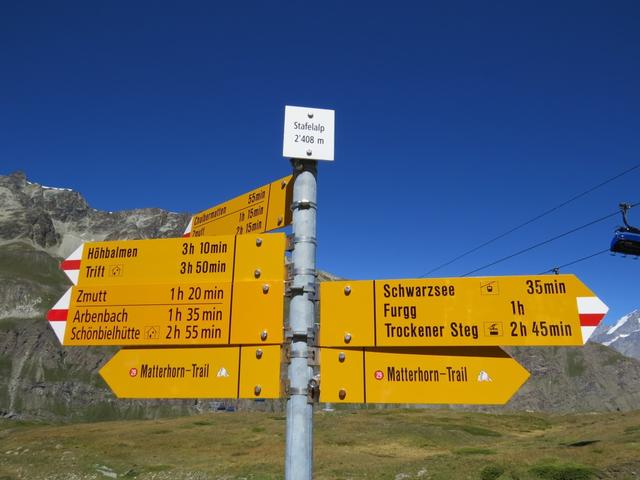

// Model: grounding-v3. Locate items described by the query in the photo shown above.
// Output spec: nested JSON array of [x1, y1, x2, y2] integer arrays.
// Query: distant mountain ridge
[[591, 309, 640, 361], [0, 171, 191, 259], [1, 171, 640, 421], [0, 171, 206, 421]]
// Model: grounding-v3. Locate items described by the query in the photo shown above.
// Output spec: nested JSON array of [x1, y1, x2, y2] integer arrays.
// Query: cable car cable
[[464, 201, 638, 276], [422, 163, 640, 277], [460, 208, 632, 276], [538, 249, 610, 275]]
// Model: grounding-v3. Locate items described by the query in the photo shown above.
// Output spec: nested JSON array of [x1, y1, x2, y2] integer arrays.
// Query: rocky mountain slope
[[591, 309, 640, 361], [1, 171, 640, 421], [502, 343, 640, 412], [0, 172, 212, 421], [0, 171, 190, 259]]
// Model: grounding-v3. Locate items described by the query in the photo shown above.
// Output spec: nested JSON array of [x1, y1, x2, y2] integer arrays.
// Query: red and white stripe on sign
[[183, 219, 192, 238], [46, 288, 70, 343], [577, 296, 609, 343], [60, 244, 84, 285]]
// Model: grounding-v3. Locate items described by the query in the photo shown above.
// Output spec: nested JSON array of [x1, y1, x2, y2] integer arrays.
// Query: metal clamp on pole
[[285, 281, 319, 300], [295, 235, 317, 244], [284, 326, 317, 342], [290, 200, 317, 211], [286, 266, 317, 282], [284, 344, 309, 361], [282, 378, 320, 404], [287, 234, 318, 253], [283, 380, 309, 398], [292, 267, 317, 277], [283, 344, 320, 367]]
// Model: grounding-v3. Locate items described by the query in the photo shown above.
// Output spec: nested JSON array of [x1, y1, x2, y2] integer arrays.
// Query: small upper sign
[[184, 175, 293, 238], [283, 106, 335, 161]]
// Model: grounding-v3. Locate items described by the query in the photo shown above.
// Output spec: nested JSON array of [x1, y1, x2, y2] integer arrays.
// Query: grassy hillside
[[0, 242, 68, 286], [0, 242, 69, 319], [1, 409, 639, 479]]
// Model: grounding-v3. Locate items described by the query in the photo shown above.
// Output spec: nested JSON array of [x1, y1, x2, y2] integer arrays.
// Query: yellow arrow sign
[[184, 175, 293, 238], [60, 233, 285, 286], [99, 345, 282, 399], [49, 233, 286, 346], [319, 347, 529, 405], [319, 275, 608, 347], [54, 279, 283, 347]]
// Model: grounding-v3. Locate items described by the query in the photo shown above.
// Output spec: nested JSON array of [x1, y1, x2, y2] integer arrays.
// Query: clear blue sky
[[1, 2, 639, 325]]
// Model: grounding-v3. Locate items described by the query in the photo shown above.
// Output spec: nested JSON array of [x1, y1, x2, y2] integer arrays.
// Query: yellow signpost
[[61, 233, 285, 286], [55, 280, 284, 347], [184, 175, 293, 238], [99, 345, 282, 399], [319, 347, 529, 404], [41, 109, 609, 480], [45, 155, 598, 462], [319, 275, 608, 347], [49, 233, 286, 346]]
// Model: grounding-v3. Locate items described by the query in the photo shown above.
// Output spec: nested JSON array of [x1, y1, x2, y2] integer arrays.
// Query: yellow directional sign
[[50, 233, 286, 346], [59, 280, 283, 347], [319, 275, 608, 347], [62, 233, 285, 286], [185, 175, 293, 238], [319, 347, 529, 405], [99, 345, 282, 399]]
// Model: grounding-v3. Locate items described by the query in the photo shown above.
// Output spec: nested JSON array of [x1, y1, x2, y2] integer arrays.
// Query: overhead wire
[[422, 163, 640, 277], [538, 249, 610, 275], [537, 202, 640, 274], [461, 201, 639, 276]]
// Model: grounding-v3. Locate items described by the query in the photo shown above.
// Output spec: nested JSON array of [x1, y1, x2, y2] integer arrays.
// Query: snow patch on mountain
[[607, 313, 632, 335], [592, 309, 640, 361]]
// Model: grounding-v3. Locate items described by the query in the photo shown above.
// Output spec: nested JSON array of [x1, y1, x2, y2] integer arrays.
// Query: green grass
[[0, 409, 638, 479], [530, 463, 596, 479], [447, 424, 503, 437], [0, 243, 70, 322], [0, 242, 69, 286], [454, 447, 497, 455], [480, 465, 505, 480], [193, 420, 215, 426]]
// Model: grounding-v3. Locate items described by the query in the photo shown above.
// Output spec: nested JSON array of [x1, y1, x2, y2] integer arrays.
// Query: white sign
[[283, 105, 335, 161]]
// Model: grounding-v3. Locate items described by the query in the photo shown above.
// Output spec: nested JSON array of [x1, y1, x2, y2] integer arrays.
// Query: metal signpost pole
[[285, 158, 317, 480]]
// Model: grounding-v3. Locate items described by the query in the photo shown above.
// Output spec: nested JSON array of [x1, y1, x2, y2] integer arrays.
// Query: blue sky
[[1, 1, 639, 325]]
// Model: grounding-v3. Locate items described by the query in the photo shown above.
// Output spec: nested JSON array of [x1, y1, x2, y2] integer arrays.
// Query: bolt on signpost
[[282, 105, 335, 480]]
